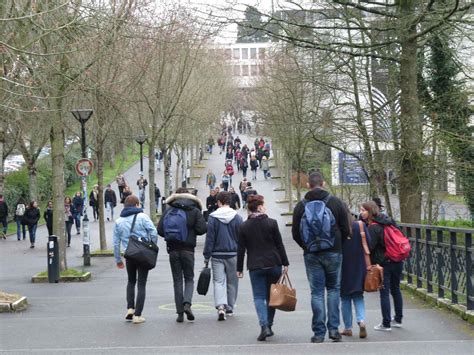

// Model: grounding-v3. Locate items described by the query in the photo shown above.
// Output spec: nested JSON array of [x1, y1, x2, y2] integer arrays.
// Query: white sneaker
[[391, 318, 402, 328], [217, 307, 226, 321], [125, 308, 134, 321], [132, 315, 146, 324], [374, 323, 391, 331]]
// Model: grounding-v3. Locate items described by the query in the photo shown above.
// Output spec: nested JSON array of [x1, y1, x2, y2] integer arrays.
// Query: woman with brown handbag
[[237, 194, 290, 342], [340, 219, 371, 338]]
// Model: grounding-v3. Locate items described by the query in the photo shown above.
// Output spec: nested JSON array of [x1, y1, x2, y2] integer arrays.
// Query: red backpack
[[382, 225, 411, 262]]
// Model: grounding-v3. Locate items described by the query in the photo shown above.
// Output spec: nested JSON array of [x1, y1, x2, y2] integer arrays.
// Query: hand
[[237, 272, 244, 278], [116, 261, 124, 269], [283, 266, 289, 273]]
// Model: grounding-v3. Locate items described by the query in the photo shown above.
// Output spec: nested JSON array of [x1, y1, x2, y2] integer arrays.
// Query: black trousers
[[169, 250, 195, 314], [126, 258, 149, 316]]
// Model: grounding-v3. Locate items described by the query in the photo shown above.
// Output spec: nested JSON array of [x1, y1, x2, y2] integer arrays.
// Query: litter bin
[[47, 235, 59, 283]]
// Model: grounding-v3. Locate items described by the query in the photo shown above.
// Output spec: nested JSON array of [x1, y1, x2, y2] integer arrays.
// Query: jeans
[[0, 217, 7, 234], [106, 202, 114, 220], [16, 219, 26, 240], [380, 261, 404, 327], [65, 221, 73, 245], [341, 292, 365, 329], [251, 169, 257, 180], [211, 257, 239, 310], [249, 266, 282, 327], [222, 182, 229, 191], [139, 189, 146, 208], [92, 205, 99, 220], [126, 258, 149, 317], [169, 250, 195, 314], [242, 168, 247, 178], [28, 223, 38, 244], [304, 252, 342, 339], [74, 214, 81, 232], [263, 170, 269, 179]]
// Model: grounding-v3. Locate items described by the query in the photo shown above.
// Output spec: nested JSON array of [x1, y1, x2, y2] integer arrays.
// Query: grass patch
[[36, 268, 86, 278], [0, 291, 22, 303]]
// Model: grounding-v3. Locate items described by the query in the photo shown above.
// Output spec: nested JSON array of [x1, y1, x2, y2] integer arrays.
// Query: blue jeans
[[28, 224, 38, 244], [139, 189, 145, 208], [249, 266, 282, 327], [304, 252, 342, 339], [0, 217, 7, 234], [341, 292, 365, 329], [74, 213, 81, 232], [106, 202, 114, 220], [380, 261, 403, 327], [16, 219, 26, 240]]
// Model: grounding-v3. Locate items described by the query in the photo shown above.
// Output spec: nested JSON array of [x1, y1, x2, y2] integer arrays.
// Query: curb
[[0, 296, 28, 313], [273, 188, 285, 191], [400, 281, 474, 324], [31, 272, 92, 283]]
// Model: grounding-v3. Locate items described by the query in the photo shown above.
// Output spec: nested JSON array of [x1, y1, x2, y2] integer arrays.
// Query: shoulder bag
[[359, 221, 384, 292], [197, 263, 211, 295], [124, 214, 159, 270], [269, 270, 297, 312]]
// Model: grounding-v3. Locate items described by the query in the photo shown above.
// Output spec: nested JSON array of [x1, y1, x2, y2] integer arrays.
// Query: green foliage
[[237, 6, 268, 43], [430, 219, 473, 229]]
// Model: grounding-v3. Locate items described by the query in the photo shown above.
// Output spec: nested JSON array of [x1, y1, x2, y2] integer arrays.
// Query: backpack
[[163, 207, 188, 243], [299, 196, 336, 252], [381, 224, 411, 262], [16, 204, 26, 216], [226, 165, 234, 176]]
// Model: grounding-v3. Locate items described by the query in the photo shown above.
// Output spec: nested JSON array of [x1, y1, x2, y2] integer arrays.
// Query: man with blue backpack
[[157, 188, 207, 323], [292, 172, 351, 344]]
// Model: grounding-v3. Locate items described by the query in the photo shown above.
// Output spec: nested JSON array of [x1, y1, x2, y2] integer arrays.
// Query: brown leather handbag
[[269, 270, 297, 312], [359, 221, 384, 292]]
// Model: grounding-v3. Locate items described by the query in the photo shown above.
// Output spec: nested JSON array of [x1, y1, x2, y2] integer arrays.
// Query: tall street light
[[72, 109, 93, 266], [135, 134, 147, 173]]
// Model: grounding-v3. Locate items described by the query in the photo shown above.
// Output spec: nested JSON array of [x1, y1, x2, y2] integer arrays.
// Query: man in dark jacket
[[0, 194, 8, 239], [154, 184, 161, 213], [229, 187, 241, 210], [292, 172, 350, 343], [104, 184, 117, 221], [203, 192, 243, 320], [157, 188, 207, 323]]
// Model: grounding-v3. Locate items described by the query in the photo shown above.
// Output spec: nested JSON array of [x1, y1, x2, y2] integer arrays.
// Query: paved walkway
[[0, 134, 473, 354]]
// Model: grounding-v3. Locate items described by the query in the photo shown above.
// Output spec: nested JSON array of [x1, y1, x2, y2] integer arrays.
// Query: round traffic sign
[[75, 158, 94, 177]]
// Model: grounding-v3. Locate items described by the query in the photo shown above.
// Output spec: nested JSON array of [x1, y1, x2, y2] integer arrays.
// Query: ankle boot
[[257, 326, 271, 341]]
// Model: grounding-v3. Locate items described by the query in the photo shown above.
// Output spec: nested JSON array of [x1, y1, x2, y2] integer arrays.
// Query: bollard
[[47, 235, 60, 283]]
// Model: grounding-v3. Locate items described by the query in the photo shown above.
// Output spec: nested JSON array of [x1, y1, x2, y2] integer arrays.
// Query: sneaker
[[328, 330, 342, 342], [132, 315, 145, 324], [225, 309, 233, 317], [30, 244, 35, 248], [218, 307, 226, 321], [125, 308, 134, 321], [359, 322, 367, 338], [374, 323, 391, 331], [176, 313, 184, 323], [340, 329, 352, 336], [391, 318, 402, 328], [183, 303, 195, 321], [310, 336, 324, 343]]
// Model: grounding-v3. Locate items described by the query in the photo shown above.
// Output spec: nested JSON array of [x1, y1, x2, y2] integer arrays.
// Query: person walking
[[104, 184, 117, 221], [243, 182, 257, 209], [89, 185, 99, 221], [340, 219, 370, 339], [206, 189, 218, 216], [137, 174, 148, 208], [23, 201, 40, 248], [14, 198, 27, 240], [116, 173, 127, 200], [206, 170, 217, 191], [360, 201, 404, 332], [0, 195, 9, 239], [64, 197, 75, 247], [229, 187, 241, 210], [113, 195, 158, 324], [291, 172, 351, 343], [250, 157, 259, 181], [240, 157, 248, 178], [221, 171, 230, 192], [157, 188, 207, 323], [204, 191, 243, 320], [43, 201, 53, 236], [121, 186, 132, 204], [238, 194, 290, 341], [154, 184, 161, 214], [261, 156, 270, 180], [72, 192, 84, 235]]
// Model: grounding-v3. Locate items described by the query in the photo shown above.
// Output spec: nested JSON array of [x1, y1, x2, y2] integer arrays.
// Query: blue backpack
[[163, 207, 188, 243], [300, 195, 336, 252]]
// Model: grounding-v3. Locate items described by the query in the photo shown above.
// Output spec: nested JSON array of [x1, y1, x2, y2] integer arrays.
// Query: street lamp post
[[135, 135, 147, 173], [72, 109, 93, 267]]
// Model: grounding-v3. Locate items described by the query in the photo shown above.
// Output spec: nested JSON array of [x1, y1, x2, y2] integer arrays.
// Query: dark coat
[[206, 195, 218, 214], [341, 221, 370, 295], [157, 193, 207, 252], [89, 190, 98, 207], [292, 188, 351, 254], [0, 201, 8, 218], [368, 214, 399, 265], [237, 214, 289, 272], [23, 207, 40, 226], [72, 196, 84, 215], [230, 193, 241, 210], [44, 208, 53, 231], [104, 189, 117, 207], [154, 186, 161, 202]]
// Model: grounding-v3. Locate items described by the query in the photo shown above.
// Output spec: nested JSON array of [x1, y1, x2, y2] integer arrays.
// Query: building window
[[233, 65, 241, 76], [250, 48, 257, 59], [251, 64, 258, 76], [258, 48, 266, 60], [242, 48, 248, 59], [242, 65, 249, 76], [233, 48, 240, 60]]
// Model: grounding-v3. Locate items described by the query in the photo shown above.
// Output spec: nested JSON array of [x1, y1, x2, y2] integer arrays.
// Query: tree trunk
[[148, 139, 157, 223], [287, 155, 293, 212], [163, 147, 172, 197], [97, 147, 107, 250], [0, 124, 5, 194], [51, 109, 67, 271], [426, 130, 437, 224], [27, 164, 38, 202]]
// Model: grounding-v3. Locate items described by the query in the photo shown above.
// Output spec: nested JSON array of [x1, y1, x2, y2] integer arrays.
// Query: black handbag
[[197, 264, 211, 295], [124, 214, 159, 270]]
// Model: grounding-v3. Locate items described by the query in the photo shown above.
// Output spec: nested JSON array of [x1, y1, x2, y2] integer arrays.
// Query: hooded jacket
[[292, 188, 350, 254], [368, 214, 399, 265], [157, 193, 207, 252], [203, 206, 243, 261], [113, 207, 158, 264]]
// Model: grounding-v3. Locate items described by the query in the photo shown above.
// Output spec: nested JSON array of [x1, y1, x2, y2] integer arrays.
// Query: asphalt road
[[0, 134, 473, 354]]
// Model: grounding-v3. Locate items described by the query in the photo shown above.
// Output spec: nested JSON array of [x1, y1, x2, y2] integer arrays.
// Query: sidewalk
[[0, 134, 473, 354]]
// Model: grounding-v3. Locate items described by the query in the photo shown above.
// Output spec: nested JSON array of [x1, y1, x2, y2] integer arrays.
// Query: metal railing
[[399, 223, 473, 310]]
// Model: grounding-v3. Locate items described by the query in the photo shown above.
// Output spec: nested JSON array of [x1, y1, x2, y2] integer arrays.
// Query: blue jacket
[[113, 207, 158, 264], [204, 206, 243, 260]]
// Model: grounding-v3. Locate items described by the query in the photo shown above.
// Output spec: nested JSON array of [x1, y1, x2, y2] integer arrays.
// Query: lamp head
[[71, 109, 93, 123], [135, 134, 147, 144]]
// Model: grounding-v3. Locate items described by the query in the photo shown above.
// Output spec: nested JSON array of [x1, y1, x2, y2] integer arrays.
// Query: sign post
[[75, 158, 94, 266]]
